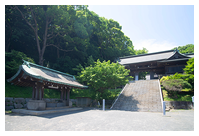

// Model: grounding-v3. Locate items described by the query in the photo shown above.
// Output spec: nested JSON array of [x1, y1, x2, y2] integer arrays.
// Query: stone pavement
[[5, 108, 194, 131]]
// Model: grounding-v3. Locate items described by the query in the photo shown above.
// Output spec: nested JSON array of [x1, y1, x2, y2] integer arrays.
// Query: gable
[[167, 51, 189, 60]]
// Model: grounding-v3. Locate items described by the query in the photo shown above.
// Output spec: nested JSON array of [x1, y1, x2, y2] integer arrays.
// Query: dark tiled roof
[[7, 60, 88, 89], [119, 50, 194, 65]]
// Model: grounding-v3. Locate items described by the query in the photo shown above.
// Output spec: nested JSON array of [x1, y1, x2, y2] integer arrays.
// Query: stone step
[[111, 80, 162, 112]]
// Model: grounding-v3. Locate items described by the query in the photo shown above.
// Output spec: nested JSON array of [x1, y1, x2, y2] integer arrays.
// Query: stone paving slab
[[5, 108, 194, 131], [11, 107, 82, 115]]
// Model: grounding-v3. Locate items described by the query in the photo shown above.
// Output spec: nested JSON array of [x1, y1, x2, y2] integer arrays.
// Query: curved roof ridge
[[22, 60, 74, 78], [119, 49, 174, 59], [7, 61, 88, 89]]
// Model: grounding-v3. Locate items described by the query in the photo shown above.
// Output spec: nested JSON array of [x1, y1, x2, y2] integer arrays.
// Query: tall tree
[[14, 5, 74, 66], [6, 5, 137, 75]]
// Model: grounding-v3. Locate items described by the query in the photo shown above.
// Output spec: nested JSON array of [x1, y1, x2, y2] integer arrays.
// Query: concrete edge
[[12, 108, 83, 115], [158, 79, 163, 112]]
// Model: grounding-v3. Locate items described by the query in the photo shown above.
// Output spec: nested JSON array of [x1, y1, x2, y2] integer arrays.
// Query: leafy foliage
[[5, 5, 139, 77], [160, 76, 170, 83], [162, 89, 193, 101], [160, 57, 194, 90], [5, 50, 34, 79], [77, 60, 132, 100], [175, 44, 194, 54], [135, 47, 148, 55], [184, 58, 194, 75]]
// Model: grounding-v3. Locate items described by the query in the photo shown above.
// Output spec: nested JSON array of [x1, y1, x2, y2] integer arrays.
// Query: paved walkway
[[5, 108, 194, 131]]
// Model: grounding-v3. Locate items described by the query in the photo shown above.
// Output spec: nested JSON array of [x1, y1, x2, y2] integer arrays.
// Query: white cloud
[[133, 39, 182, 53]]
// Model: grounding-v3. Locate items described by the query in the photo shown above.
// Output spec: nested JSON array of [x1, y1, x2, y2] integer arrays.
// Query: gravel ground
[[5, 108, 194, 131]]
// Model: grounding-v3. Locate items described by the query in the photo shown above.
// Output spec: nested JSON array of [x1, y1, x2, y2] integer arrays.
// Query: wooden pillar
[[35, 83, 39, 100], [63, 89, 66, 100], [39, 86, 42, 100], [41, 87, 44, 100], [32, 86, 36, 100], [35, 82, 44, 100], [60, 90, 63, 100], [150, 72, 154, 80], [66, 88, 70, 106]]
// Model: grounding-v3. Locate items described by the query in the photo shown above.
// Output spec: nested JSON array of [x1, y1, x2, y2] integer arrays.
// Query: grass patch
[[43, 89, 60, 99], [6, 81, 122, 100], [5, 110, 12, 113], [5, 81, 60, 98], [5, 81, 32, 98]]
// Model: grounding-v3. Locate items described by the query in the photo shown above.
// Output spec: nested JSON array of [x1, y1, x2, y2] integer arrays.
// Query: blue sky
[[88, 5, 194, 53]]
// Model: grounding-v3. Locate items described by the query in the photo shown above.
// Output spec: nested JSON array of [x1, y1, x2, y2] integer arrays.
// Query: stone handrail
[[110, 82, 129, 109], [158, 79, 164, 112]]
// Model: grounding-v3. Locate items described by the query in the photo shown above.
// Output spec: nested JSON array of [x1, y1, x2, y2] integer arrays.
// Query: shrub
[[160, 76, 169, 83], [161, 79, 192, 92]]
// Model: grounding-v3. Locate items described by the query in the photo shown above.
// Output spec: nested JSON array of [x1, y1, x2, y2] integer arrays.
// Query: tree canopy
[[5, 5, 137, 76], [77, 60, 132, 100], [174, 44, 194, 54]]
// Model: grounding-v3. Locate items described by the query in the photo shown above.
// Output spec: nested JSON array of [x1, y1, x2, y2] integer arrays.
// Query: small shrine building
[[7, 60, 87, 110]]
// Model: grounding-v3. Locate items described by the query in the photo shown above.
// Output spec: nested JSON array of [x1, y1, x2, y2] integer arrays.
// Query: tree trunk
[[38, 52, 44, 66], [38, 13, 49, 66]]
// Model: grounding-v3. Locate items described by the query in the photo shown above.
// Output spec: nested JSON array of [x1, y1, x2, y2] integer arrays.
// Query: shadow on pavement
[[111, 93, 140, 112], [5, 107, 100, 119], [37, 107, 96, 119]]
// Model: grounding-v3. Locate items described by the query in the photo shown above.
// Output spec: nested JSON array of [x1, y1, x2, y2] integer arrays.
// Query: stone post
[[103, 99, 105, 111]]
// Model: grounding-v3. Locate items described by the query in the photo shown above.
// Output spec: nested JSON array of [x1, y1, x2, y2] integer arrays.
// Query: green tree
[[184, 57, 194, 75], [14, 5, 77, 66], [5, 50, 35, 79], [6, 5, 137, 76], [173, 44, 194, 54], [77, 60, 132, 100], [183, 58, 194, 87], [135, 47, 148, 55]]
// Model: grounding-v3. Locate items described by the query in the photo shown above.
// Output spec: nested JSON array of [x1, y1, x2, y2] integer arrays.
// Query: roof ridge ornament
[[22, 59, 31, 68], [173, 47, 179, 53]]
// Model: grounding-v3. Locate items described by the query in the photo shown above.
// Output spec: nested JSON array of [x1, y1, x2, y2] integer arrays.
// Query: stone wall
[[9, 98, 192, 110], [5, 97, 76, 110], [5, 97, 32, 110], [165, 101, 193, 110]]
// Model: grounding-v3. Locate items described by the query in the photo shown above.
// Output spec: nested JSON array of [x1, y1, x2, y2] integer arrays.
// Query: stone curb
[[12, 107, 83, 115]]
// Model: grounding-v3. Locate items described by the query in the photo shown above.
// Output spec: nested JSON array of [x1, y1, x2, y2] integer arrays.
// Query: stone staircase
[[111, 80, 162, 112]]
